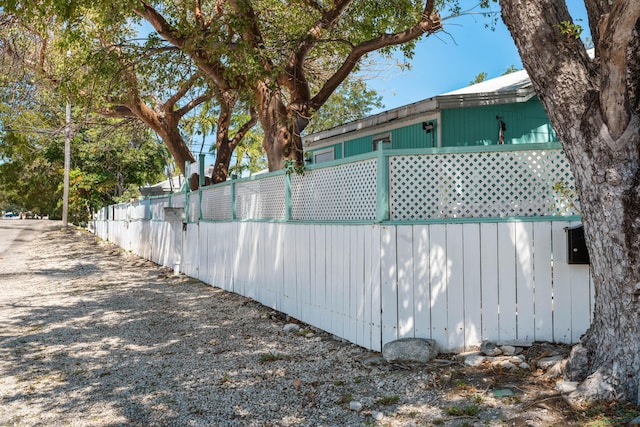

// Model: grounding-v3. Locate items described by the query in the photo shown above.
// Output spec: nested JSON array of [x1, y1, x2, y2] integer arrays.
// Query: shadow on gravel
[[1, 231, 332, 425]]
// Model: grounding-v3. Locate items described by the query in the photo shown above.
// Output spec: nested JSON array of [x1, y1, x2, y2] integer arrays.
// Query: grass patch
[[258, 351, 283, 363], [335, 392, 353, 405], [444, 404, 480, 417], [375, 395, 400, 405]]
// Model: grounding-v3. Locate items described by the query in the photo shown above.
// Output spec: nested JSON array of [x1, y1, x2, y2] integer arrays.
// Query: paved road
[[0, 219, 61, 256]]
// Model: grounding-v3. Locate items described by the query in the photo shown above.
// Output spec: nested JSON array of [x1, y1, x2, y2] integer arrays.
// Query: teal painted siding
[[441, 97, 557, 147], [344, 121, 438, 156], [391, 122, 437, 149], [344, 135, 373, 157]]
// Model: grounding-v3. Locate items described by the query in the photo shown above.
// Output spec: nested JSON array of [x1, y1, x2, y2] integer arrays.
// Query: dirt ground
[[0, 221, 638, 426]]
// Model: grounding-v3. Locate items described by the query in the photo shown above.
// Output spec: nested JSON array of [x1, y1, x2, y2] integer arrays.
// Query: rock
[[464, 354, 486, 367], [361, 355, 385, 367], [556, 381, 579, 393], [519, 362, 531, 370], [382, 338, 439, 364], [455, 350, 481, 361], [283, 323, 301, 333], [481, 340, 502, 356], [510, 355, 526, 363], [349, 401, 363, 412], [500, 345, 516, 356], [629, 416, 640, 425], [537, 355, 564, 370], [372, 411, 384, 421]]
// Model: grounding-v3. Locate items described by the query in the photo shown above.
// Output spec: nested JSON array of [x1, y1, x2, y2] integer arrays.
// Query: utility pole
[[62, 99, 71, 227]]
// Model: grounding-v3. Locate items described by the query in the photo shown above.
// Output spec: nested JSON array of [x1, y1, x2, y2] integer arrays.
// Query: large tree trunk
[[257, 82, 305, 171], [500, 0, 640, 405]]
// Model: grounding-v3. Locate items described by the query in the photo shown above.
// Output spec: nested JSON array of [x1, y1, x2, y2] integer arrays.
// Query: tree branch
[[598, 0, 640, 138], [231, 107, 258, 146], [310, 0, 441, 111]]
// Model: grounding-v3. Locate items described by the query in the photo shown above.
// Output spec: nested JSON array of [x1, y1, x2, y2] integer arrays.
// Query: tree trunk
[[257, 82, 304, 171], [500, 0, 640, 405], [211, 137, 233, 184]]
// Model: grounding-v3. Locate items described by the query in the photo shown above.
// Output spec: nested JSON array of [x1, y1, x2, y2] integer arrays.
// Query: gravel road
[[0, 222, 581, 426]]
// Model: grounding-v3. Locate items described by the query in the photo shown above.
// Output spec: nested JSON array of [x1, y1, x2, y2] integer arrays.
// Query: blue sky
[[365, 1, 590, 114]]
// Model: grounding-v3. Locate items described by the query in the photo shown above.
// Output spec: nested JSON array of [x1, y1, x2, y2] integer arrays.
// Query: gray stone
[[464, 354, 486, 367], [556, 381, 579, 393], [519, 362, 531, 370], [500, 345, 516, 356], [283, 323, 301, 333], [481, 340, 503, 356], [537, 355, 564, 370], [349, 401, 363, 412], [629, 416, 640, 425], [382, 338, 439, 364], [372, 411, 384, 421]]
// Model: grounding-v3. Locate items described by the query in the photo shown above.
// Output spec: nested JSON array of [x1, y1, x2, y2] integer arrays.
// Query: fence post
[[184, 160, 191, 223], [198, 154, 205, 221], [231, 181, 237, 220], [376, 149, 390, 222], [284, 173, 293, 221]]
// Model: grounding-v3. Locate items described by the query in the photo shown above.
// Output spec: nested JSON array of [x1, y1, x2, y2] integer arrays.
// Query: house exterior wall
[[440, 97, 557, 146], [307, 97, 555, 160]]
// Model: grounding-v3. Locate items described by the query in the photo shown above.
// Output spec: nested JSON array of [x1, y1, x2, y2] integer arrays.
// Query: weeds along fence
[[93, 143, 592, 352]]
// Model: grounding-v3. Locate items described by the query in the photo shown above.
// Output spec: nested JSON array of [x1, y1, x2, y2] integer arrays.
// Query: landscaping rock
[[481, 340, 502, 356], [349, 401, 363, 412], [500, 345, 516, 356], [382, 338, 439, 364], [537, 355, 564, 370], [372, 411, 384, 421], [464, 354, 486, 367]]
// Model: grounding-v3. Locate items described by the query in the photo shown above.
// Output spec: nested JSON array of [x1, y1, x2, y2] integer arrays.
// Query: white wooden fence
[[94, 144, 592, 352], [93, 218, 592, 353]]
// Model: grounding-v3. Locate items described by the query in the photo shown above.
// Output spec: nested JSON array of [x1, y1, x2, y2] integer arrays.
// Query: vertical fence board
[[397, 225, 415, 338], [381, 226, 398, 344], [552, 222, 572, 343], [328, 225, 341, 337], [413, 225, 431, 339], [462, 223, 482, 348], [354, 226, 366, 347], [498, 223, 517, 341], [515, 222, 535, 342], [346, 226, 360, 345], [446, 224, 465, 352], [370, 225, 382, 351], [429, 225, 448, 348], [532, 222, 553, 342]]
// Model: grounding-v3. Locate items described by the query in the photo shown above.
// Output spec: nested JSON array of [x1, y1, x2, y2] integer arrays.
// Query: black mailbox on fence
[[566, 224, 590, 265]]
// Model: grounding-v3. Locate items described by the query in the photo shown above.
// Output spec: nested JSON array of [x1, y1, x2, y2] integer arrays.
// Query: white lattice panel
[[113, 204, 128, 220], [201, 186, 232, 220], [389, 149, 578, 220], [149, 198, 169, 220], [189, 194, 200, 222], [236, 175, 285, 220], [128, 201, 150, 220], [171, 193, 186, 208], [291, 159, 377, 221]]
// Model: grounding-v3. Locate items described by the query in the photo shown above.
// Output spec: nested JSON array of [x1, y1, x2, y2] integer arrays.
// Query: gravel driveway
[[0, 222, 587, 426]]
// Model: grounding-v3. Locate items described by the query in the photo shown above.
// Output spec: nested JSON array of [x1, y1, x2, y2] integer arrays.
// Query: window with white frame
[[313, 147, 335, 163]]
